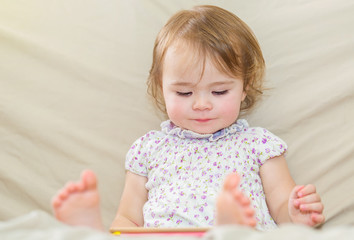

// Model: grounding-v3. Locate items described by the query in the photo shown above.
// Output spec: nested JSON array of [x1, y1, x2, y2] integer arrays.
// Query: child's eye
[[176, 92, 192, 96], [212, 90, 228, 95]]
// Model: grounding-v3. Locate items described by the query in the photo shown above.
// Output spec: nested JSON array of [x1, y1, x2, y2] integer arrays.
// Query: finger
[[295, 192, 321, 205], [311, 213, 325, 224], [289, 185, 304, 209], [290, 185, 304, 201], [297, 184, 316, 198], [299, 202, 324, 213]]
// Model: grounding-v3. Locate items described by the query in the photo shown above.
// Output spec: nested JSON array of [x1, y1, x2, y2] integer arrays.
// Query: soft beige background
[[0, 0, 353, 231]]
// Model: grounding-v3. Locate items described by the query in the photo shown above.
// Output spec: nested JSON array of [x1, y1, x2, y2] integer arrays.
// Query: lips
[[194, 119, 212, 123]]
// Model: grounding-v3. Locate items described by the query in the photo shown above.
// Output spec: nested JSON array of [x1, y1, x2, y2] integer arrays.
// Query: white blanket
[[1, 211, 354, 239]]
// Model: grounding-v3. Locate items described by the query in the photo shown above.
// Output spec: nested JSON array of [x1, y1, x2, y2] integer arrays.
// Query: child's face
[[162, 45, 246, 134]]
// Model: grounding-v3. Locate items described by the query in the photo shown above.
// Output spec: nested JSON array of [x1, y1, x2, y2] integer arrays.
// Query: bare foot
[[216, 173, 257, 227], [51, 170, 104, 230]]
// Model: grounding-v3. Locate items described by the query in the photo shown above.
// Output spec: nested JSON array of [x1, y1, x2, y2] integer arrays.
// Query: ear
[[241, 85, 248, 101], [241, 91, 247, 101]]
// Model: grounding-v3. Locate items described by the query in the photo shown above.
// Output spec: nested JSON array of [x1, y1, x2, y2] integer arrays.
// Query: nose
[[192, 94, 212, 111]]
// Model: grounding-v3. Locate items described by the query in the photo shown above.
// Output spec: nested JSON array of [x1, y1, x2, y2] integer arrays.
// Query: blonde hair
[[147, 5, 265, 115]]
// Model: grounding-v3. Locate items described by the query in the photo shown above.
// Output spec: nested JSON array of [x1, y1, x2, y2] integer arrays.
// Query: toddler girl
[[52, 5, 325, 231]]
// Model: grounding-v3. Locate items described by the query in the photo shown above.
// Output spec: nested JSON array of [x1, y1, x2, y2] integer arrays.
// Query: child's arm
[[110, 171, 148, 228], [260, 155, 325, 226]]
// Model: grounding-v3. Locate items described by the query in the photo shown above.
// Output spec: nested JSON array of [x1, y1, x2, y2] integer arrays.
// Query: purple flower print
[[199, 206, 204, 212], [201, 195, 206, 199], [176, 219, 182, 224], [262, 138, 267, 144], [205, 216, 209, 221]]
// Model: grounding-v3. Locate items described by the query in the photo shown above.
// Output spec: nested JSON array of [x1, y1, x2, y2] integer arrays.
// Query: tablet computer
[[110, 227, 211, 236]]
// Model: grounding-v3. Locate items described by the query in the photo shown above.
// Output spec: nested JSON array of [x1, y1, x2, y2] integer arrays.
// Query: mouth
[[194, 119, 212, 123]]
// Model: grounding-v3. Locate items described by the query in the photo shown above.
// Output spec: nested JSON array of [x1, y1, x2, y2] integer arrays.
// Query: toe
[[223, 173, 240, 191], [58, 189, 69, 200], [245, 207, 255, 216], [51, 197, 61, 208], [81, 170, 98, 190], [64, 182, 76, 193]]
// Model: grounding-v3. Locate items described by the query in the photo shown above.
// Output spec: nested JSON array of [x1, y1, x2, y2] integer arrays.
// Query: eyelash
[[176, 90, 228, 96], [176, 92, 192, 96], [212, 90, 228, 95]]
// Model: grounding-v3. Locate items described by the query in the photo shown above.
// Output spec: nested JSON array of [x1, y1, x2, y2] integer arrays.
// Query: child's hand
[[288, 184, 325, 227]]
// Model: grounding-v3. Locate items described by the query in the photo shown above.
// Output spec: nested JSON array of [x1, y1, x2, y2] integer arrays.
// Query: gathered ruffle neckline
[[160, 119, 248, 142]]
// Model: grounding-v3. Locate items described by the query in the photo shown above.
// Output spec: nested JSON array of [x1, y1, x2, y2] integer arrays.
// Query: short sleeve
[[125, 134, 150, 177], [246, 127, 288, 166]]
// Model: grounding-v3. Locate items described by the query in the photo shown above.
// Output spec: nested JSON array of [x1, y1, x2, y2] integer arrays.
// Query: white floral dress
[[125, 119, 287, 230]]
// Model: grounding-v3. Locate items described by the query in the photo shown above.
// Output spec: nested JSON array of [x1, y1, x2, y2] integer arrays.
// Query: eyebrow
[[171, 80, 235, 87]]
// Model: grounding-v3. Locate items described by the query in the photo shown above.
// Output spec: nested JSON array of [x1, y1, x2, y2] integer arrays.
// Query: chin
[[192, 127, 220, 135]]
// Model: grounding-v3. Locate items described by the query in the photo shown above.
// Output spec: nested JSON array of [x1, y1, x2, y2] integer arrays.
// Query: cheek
[[165, 96, 186, 119], [218, 97, 241, 119]]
